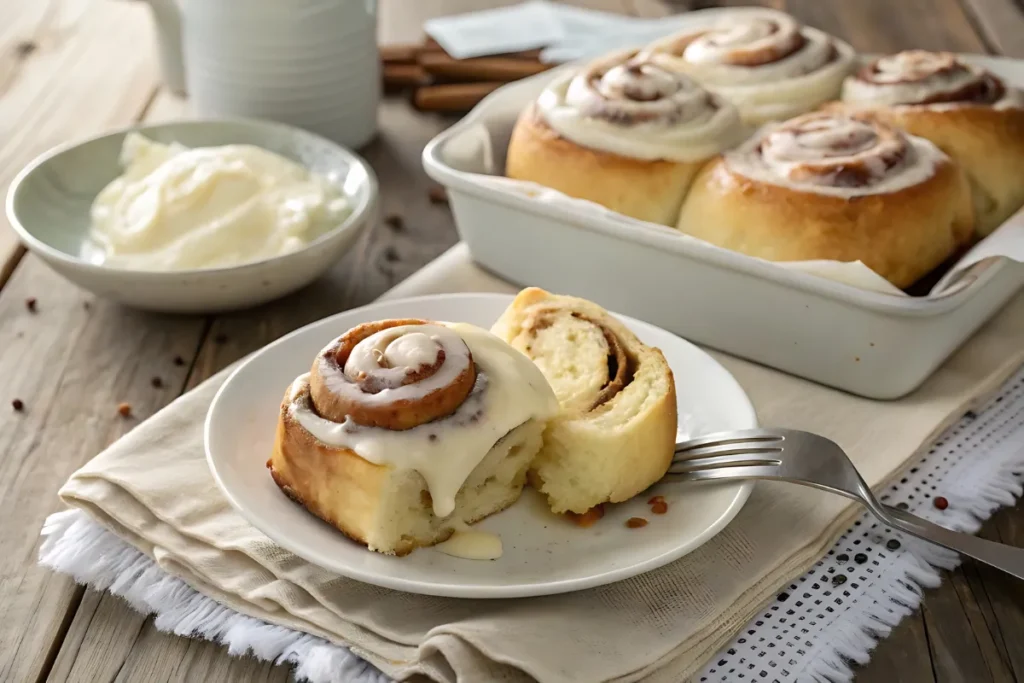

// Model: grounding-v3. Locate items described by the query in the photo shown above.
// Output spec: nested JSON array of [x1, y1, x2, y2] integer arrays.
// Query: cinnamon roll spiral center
[[758, 114, 907, 187], [310, 319, 477, 431], [682, 16, 805, 67], [853, 50, 1008, 105], [567, 54, 721, 126]]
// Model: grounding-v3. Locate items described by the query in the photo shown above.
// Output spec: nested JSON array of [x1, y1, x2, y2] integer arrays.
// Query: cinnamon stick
[[413, 82, 503, 112], [418, 53, 551, 82], [383, 64, 429, 89], [379, 44, 421, 64]]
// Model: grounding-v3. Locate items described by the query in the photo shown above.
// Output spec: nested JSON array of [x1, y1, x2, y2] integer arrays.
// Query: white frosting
[[89, 133, 351, 271], [434, 521, 502, 560], [536, 53, 745, 163], [641, 12, 856, 124], [842, 51, 1024, 110], [726, 113, 945, 197], [329, 324, 470, 401], [289, 322, 558, 518]]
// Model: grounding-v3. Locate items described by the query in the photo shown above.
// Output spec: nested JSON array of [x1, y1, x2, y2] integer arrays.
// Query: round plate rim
[[205, 292, 757, 598]]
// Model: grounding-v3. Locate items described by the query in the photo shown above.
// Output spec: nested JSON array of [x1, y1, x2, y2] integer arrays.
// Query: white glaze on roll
[[288, 322, 558, 518], [726, 112, 945, 197], [536, 51, 745, 163], [641, 10, 855, 123], [842, 50, 1024, 110], [324, 324, 470, 404]]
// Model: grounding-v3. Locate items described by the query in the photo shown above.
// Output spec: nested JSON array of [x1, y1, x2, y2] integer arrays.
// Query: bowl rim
[[5, 116, 379, 279]]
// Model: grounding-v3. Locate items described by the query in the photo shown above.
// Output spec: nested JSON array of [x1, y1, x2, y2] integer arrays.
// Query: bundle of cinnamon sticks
[[382, 39, 554, 113]]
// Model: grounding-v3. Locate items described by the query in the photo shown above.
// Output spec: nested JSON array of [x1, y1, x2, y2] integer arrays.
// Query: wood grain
[[960, 0, 1024, 57], [0, 0, 160, 287], [0, 257, 205, 683]]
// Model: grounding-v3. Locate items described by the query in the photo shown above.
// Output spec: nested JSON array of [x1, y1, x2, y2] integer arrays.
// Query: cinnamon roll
[[491, 289, 677, 516], [676, 112, 974, 289], [268, 319, 558, 555], [833, 50, 1024, 236], [505, 49, 745, 225], [640, 9, 855, 125]]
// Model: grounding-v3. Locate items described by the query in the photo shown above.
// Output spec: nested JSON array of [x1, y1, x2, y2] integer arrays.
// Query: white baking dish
[[423, 53, 1024, 400]]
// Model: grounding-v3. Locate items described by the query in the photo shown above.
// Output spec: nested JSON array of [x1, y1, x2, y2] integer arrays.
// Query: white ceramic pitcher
[[144, 0, 380, 149]]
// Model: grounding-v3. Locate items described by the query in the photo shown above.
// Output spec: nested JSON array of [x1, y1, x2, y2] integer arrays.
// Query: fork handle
[[881, 506, 1024, 581]]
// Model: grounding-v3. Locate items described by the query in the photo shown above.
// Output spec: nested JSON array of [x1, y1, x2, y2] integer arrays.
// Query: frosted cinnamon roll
[[641, 9, 855, 124], [491, 289, 677, 516], [268, 319, 558, 555], [834, 50, 1024, 236], [505, 49, 745, 225], [676, 112, 974, 289]]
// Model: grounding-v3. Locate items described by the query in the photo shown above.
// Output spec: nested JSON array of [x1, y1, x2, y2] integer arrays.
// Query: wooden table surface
[[2, 0, 1024, 681]]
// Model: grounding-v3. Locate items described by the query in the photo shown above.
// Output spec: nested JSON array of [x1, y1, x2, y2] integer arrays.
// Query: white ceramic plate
[[206, 293, 757, 598]]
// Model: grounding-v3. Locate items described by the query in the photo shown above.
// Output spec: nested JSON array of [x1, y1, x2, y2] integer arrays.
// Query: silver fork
[[668, 427, 1024, 581]]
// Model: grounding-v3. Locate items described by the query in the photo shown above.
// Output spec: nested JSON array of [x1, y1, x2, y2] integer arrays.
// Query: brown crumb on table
[[384, 213, 405, 231], [83, 300, 91, 310], [648, 495, 665, 505], [626, 517, 648, 529], [173, 355, 185, 366], [151, 376, 164, 389], [934, 496, 949, 510], [651, 501, 668, 515], [428, 185, 448, 205], [12, 398, 24, 412], [117, 402, 132, 418], [25, 297, 37, 313]]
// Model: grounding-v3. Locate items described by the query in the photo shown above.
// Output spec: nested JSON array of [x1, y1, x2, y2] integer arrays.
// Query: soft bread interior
[[368, 420, 544, 553], [492, 288, 678, 514]]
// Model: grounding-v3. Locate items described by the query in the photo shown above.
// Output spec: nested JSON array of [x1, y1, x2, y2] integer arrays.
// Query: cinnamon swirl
[[641, 9, 855, 124], [505, 49, 745, 225], [268, 319, 558, 555], [676, 112, 974, 289], [491, 289, 677, 516], [834, 50, 1024, 236]]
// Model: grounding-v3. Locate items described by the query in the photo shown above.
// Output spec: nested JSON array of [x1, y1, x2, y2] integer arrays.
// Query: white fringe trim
[[39, 510, 390, 683], [796, 407, 1024, 682]]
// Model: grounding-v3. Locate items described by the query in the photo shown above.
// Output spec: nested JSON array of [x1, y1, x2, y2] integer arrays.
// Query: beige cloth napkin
[[59, 244, 1024, 683]]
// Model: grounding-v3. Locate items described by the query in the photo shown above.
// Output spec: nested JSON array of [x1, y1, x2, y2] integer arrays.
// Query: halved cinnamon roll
[[676, 112, 974, 289], [491, 289, 677, 516], [640, 9, 855, 125], [505, 49, 745, 226], [268, 319, 558, 555], [831, 50, 1024, 236]]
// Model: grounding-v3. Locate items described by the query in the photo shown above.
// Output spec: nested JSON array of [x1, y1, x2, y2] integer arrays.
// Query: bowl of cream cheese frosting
[[6, 118, 377, 313]]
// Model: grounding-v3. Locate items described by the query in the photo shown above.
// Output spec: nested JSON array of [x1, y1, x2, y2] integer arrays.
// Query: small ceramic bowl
[[6, 118, 377, 313]]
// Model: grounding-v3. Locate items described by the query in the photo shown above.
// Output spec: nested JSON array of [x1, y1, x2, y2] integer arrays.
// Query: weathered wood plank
[[0, 0, 159, 284], [971, 502, 1024, 680], [46, 591, 148, 683], [853, 614, 937, 683], [694, 0, 987, 52], [0, 256, 206, 683], [959, 0, 1024, 57]]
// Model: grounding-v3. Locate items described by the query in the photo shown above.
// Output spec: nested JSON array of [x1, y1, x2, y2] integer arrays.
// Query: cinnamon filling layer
[[310, 318, 477, 431]]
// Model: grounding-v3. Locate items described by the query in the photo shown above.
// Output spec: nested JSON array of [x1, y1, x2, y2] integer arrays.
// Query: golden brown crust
[[505, 104, 703, 226], [824, 101, 1024, 236], [676, 154, 974, 289], [309, 318, 476, 431], [267, 386, 415, 553]]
